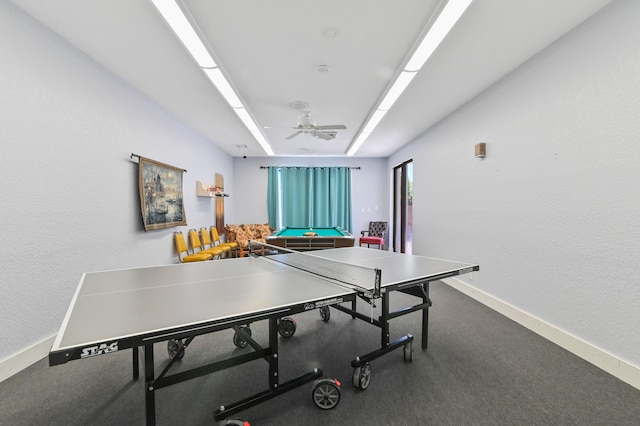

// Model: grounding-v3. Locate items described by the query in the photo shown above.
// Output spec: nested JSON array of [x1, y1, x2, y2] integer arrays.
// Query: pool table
[[266, 226, 355, 251]]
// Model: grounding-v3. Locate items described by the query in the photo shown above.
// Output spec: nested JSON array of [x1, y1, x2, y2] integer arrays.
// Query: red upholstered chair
[[359, 221, 387, 249]]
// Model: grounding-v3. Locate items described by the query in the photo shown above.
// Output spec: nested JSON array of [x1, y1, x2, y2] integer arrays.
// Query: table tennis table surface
[[51, 247, 478, 358]]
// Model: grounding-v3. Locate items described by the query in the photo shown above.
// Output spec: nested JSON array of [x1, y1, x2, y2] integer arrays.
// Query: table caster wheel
[[278, 317, 296, 338], [404, 341, 413, 362], [167, 339, 185, 359], [319, 306, 330, 322], [233, 326, 252, 348], [352, 362, 372, 390], [312, 378, 341, 410]]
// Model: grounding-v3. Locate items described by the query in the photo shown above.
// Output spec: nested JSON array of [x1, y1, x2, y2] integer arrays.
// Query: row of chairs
[[175, 222, 388, 263], [174, 226, 239, 263]]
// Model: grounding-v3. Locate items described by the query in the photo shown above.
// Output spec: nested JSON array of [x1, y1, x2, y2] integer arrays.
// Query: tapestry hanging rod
[[130, 153, 187, 172], [259, 166, 360, 170]]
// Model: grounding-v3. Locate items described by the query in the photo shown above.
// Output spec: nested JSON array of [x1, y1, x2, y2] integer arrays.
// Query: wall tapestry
[[138, 156, 187, 231]]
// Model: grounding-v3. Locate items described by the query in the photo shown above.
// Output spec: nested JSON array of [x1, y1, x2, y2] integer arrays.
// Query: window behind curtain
[[267, 166, 352, 231]]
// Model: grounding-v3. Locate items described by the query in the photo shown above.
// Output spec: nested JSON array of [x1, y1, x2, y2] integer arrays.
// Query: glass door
[[393, 160, 413, 254]]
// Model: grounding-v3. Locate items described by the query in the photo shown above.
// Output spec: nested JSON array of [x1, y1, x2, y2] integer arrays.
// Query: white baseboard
[[443, 277, 640, 391], [0, 335, 55, 383]]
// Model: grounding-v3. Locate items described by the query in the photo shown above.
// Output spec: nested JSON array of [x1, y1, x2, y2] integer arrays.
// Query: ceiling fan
[[268, 111, 346, 141]]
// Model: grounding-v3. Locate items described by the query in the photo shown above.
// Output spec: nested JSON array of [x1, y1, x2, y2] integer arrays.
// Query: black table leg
[[133, 346, 139, 380], [144, 344, 156, 426]]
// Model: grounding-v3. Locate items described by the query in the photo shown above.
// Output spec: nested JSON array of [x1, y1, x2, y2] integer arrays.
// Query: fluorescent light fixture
[[405, 0, 473, 71], [377, 71, 417, 111], [151, 0, 216, 68], [234, 107, 260, 133], [362, 109, 388, 134], [151, 0, 275, 156], [234, 108, 274, 156], [348, 108, 389, 156], [347, 0, 473, 155], [251, 132, 275, 156], [202, 68, 244, 108], [346, 132, 370, 157]]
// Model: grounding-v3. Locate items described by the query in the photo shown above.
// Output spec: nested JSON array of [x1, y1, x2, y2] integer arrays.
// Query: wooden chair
[[174, 232, 212, 263], [200, 227, 231, 258], [359, 221, 387, 249], [210, 226, 239, 257], [188, 228, 223, 259]]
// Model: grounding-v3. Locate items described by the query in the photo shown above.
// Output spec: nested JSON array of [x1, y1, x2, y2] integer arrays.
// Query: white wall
[[4, 0, 638, 387], [232, 156, 388, 237], [389, 0, 640, 368], [0, 1, 232, 364]]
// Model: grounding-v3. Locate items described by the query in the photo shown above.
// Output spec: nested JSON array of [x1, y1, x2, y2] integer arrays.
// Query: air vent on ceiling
[[290, 101, 309, 110]]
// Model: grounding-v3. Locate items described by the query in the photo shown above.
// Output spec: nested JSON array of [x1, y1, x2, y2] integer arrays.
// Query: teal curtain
[[311, 167, 330, 226], [267, 166, 352, 231], [282, 167, 312, 227], [330, 167, 352, 229]]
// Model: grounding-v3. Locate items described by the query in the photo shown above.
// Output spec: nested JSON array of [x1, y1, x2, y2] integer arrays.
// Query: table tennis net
[[252, 241, 382, 296]]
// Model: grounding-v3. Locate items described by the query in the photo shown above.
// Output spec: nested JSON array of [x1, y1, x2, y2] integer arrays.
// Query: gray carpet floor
[[1, 282, 639, 425]]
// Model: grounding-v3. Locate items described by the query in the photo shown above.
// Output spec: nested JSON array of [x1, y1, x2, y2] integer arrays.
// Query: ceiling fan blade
[[286, 131, 303, 140], [315, 131, 335, 141], [316, 124, 347, 130]]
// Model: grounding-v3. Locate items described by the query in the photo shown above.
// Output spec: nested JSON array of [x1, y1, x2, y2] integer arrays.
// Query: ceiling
[[11, 0, 613, 157]]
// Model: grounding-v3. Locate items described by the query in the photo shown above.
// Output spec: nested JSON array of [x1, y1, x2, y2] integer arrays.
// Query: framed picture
[[138, 157, 187, 231]]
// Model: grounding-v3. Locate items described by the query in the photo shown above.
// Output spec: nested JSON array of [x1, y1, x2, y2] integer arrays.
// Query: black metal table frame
[[150, 265, 476, 424], [331, 267, 478, 373], [137, 293, 356, 425], [49, 264, 478, 425]]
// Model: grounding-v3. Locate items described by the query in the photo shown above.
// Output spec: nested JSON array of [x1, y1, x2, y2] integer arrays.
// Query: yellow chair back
[[174, 231, 189, 254], [200, 228, 213, 247], [210, 226, 221, 243], [211, 226, 238, 251], [188, 228, 204, 253]]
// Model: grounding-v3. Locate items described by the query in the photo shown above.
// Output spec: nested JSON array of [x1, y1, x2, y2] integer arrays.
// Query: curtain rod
[[130, 153, 187, 172], [260, 166, 360, 170]]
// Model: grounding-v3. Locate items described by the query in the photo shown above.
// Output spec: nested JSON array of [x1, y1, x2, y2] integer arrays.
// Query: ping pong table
[[49, 245, 478, 424]]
